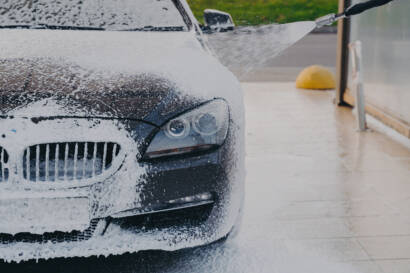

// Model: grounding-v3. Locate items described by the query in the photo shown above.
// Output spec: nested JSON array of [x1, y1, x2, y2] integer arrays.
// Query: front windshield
[[0, 0, 188, 31]]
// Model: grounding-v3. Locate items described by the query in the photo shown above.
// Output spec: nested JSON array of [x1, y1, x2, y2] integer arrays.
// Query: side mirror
[[202, 9, 235, 33]]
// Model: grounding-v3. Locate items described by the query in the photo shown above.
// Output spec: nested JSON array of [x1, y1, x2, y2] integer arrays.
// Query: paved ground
[[3, 82, 409, 273], [244, 82, 410, 273]]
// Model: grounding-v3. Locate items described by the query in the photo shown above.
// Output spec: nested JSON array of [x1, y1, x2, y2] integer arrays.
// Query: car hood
[[0, 29, 242, 126]]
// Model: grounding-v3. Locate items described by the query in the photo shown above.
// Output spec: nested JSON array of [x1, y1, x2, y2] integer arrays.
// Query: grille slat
[[35, 145, 40, 182], [23, 142, 121, 183], [54, 144, 59, 182], [92, 142, 97, 177], [82, 142, 88, 179], [0, 147, 8, 183], [73, 143, 78, 181], [102, 142, 108, 171], [26, 147, 30, 181], [64, 143, 69, 182], [45, 144, 50, 182]]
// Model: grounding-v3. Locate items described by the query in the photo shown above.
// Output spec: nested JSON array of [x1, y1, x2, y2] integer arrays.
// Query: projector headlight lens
[[193, 113, 220, 136], [165, 118, 190, 139], [144, 99, 229, 159]]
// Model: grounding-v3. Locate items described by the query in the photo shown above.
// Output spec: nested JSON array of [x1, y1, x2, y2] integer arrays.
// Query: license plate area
[[0, 197, 90, 235]]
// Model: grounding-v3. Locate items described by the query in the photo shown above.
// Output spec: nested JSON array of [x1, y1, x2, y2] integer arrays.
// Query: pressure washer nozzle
[[315, 13, 346, 28], [315, 0, 393, 29]]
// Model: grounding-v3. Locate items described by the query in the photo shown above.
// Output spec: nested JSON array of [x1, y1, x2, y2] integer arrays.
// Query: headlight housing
[[143, 99, 229, 159]]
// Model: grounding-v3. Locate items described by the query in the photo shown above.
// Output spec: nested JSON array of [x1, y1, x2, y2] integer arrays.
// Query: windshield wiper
[[0, 24, 183, 32], [0, 24, 105, 31], [0, 25, 36, 29], [119, 26, 185, 32], [38, 25, 106, 31]]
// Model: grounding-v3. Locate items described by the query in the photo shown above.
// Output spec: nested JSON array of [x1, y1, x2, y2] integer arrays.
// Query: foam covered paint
[[0, 0, 246, 261], [0, 0, 186, 30]]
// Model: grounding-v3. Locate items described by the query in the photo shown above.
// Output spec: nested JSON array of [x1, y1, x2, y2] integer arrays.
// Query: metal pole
[[349, 41, 367, 131], [335, 0, 351, 105]]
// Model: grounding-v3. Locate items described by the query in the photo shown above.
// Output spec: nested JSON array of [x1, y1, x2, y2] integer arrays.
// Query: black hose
[[344, 0, 394, 17]]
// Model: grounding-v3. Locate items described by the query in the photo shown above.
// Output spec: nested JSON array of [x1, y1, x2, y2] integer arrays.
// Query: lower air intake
[[0, 147, 9, 183]]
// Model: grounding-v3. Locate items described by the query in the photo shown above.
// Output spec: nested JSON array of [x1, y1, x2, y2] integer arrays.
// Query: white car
[[0, 0, 244, 262]]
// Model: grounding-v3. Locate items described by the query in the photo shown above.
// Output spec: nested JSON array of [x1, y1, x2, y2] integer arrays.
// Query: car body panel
[[0, 29, 243, 123]]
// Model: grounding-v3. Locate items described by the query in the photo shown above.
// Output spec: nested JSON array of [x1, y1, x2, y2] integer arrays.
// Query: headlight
[[143, 99, 229, 159]]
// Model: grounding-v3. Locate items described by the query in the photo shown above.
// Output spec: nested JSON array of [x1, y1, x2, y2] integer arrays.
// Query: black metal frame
[[336, 0, 352, 106]]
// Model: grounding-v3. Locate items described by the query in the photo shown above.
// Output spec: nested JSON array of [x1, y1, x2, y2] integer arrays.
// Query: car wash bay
[[2, 2, 410, 272], [4, 78, 409, 273]]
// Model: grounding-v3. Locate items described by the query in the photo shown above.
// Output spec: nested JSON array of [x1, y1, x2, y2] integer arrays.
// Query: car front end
[[0, 0, 244, 262], [0, 101, 243, 262]]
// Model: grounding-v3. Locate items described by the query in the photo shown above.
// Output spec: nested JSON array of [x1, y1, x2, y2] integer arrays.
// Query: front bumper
[[0, 126, 244, 262], [0, 202, 219, 263]]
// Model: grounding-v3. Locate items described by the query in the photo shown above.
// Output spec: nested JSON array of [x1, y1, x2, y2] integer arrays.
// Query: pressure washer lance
[[315, 0, 395, 28]]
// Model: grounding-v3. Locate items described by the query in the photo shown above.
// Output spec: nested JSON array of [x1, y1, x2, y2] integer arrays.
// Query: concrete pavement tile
[[346, 199, 398, 217], [348, 216, 410, 237], [334, 126, 410, 159], [343, 172, 410, 202], [273, 199, 397, 220], [376, 259, 410, 273], [246, 153, 349, 173], [347, 261, 384, 273], [273, 201, 351, 220], [390, 198, 410, 223], [287, 238, 370, 262], [273, 218, 353, 239], [400, 161, 410, 171], [265, 182, 348, 202], [349, 261, 384, 273], [342, 156, 407, 172], [380, 144, 410, 159], [370, 175, 410, 203], [358, 236, 410, 260]]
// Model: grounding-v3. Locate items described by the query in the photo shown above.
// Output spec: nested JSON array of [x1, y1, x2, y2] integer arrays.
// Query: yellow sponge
[[296, 65, 336, 90]]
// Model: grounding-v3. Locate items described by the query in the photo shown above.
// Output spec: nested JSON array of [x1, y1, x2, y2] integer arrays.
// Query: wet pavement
[[2, 82, 409, 272], [243, 82, 410, 273]]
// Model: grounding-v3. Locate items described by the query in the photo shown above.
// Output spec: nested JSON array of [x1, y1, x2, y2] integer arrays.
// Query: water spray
[[315, 0, 394, 28], [208, 0, 395, 73]]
